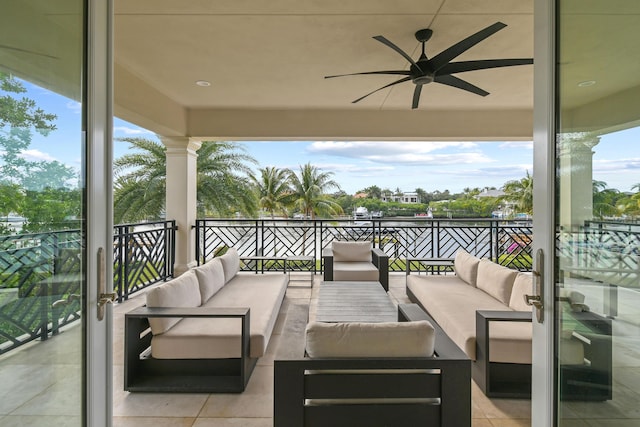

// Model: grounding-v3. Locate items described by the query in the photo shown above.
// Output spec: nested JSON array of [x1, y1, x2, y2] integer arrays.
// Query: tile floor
[[3, 273, 638, 426], [111, 274, 532, 427]]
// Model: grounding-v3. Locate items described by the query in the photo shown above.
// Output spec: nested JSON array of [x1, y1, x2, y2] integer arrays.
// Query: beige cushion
[[145, 271, 201, 334], [218, 248, 240, 283], [332, 241, 372, 262], [192, 258, 225, 304], [559, 332, 585, 365], [476, 259, 518, 305], [454, 249, 480, 286], [305, 321, 435, 358], [333, 261, 379, 281], [407, 275, 532, 363], [509, 273, 534, 311], [151, 273, 287, 359]]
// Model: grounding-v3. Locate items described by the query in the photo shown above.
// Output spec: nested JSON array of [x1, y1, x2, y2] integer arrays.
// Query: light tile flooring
[[3, 273, 639, 426], [111, 274, 532, 427]]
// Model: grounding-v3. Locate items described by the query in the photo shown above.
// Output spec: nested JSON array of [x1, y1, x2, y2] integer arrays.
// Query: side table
[[285, 256, 314, 287]]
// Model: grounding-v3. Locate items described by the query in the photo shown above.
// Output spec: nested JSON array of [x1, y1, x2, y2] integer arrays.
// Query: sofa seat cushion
[[333, 261, 378, 282], [306, 320, 435, 358], [151, 272, 287, 359], [407, 275, 532, 363]]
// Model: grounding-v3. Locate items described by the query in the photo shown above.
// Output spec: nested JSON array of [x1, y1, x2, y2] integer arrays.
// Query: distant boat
[[415, 208, 433, 219], [353, 206, 371, 220]]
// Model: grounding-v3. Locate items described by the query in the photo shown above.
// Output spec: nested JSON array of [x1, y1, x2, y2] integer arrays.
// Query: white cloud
[[593, 158, 640, 173], [308, 141, 488, 165], [114, 126, 153, 135], [498, 141, 533, 150], [19, 149, 56, 162], [66, 101, 82, 114]]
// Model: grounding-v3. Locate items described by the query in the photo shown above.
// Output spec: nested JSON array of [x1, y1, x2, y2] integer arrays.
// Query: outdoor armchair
[[322, 240, 389, 291]]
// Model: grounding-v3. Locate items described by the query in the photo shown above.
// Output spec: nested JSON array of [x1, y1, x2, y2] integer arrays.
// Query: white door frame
[[532, 0, 556, 425], [86, 0, 113, 425]]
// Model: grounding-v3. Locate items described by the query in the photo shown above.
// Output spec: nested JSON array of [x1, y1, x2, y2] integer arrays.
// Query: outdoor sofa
[[124, 248, 288, 392], [274, 305, 471, 427], [406, 249, 612, 400], [322, 240, 389, 291]]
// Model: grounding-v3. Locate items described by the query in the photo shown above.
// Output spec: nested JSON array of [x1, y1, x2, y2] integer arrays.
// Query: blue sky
[[15, 79, 640, 195]]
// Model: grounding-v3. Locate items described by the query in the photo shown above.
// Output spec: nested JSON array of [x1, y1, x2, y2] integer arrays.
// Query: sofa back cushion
[[332, 241, 372, 262], [454, 249, 481, 286], [476, 259, 518, 305], [305, 320, 435, 358], [192, 258, 225, 304], [509, 272, 534, 311], [146, 271, 201, 334], [218, 247, 240, 283]]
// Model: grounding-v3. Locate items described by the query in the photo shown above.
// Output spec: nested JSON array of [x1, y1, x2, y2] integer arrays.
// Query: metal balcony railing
[[194, 218, 534, 272], [0, 220, 175, 354]]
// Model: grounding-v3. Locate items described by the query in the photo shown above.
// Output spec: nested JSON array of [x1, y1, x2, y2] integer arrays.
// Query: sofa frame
[[322, 246, 389, 291], [407, 285, 612, 400], [273, 303, 471, 427], [124, 306, 256, 393]]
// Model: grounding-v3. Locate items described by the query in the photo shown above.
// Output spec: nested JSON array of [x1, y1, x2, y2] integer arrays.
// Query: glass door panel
[[556, 1, 640, 425], [0, 1, 97, 425]]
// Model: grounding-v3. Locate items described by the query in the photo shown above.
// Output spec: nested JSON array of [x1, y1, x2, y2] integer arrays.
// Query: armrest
[[322, 248, 334, 281], [126, 305, 250, 319], [125, 306, 251, 361], [371, 248, 389, 291], [475, 310, 532, 375]]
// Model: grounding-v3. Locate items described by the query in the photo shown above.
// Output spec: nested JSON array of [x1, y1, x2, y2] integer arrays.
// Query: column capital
[[160, 136, 202, 153], [557, 132, 601, 157]]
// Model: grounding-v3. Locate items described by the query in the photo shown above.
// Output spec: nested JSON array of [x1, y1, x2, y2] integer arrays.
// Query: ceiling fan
[[325, 22, 532, 109]]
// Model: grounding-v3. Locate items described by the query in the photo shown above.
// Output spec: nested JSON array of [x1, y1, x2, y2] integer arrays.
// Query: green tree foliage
[[360, 185, 382, 199], [0, 72, 56, 133], [502, 171, 533, 215], [0, 73, 81, 234], [21, 188, 81, 232], [252, 166, 291, 219], [287, 163, 343, 219], [113, 138, 258, 223]]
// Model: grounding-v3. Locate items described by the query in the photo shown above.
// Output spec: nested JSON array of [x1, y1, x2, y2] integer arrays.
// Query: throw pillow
[[454, 249, 480, 286], [192, 258, 225, 304]]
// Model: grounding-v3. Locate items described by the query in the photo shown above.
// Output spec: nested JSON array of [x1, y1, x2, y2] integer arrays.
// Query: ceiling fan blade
[[372, 35, 422, 71], [435, 74, 489, 96], [352, 76, 412, 104], [0, 44, 58, 59], [439, 58, 533, 75], [430, 22, 507, 71], [412, 85, 423, 109], [325, 70, 411, 79]]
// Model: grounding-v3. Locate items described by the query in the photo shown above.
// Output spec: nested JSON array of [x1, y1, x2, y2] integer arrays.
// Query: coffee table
[[316, 281, 397, 323]]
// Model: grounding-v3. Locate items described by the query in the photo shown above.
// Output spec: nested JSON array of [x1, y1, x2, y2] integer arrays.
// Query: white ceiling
[[3, 1, 640, 140], [113, 0, 536, 140]]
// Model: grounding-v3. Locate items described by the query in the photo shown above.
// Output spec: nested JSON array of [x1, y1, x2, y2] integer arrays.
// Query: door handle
[[524, 248, 544, 323], [97, 247, 115, 320]]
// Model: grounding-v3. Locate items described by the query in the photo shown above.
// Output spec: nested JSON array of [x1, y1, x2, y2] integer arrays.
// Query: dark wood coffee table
[[316, 281, 397, 323]]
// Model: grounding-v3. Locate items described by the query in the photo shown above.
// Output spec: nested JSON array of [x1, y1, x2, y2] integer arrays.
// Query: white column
[[557, 132, 600, 229], [161, 136, 202, 276]]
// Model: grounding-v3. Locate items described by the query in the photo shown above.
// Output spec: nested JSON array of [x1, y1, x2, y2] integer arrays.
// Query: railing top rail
[[195, 217, 531, 224]]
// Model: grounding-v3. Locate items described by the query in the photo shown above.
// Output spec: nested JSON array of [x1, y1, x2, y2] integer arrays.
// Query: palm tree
[[252, 166, 291, 219], [287, 163, 343, 219], [502, 171, 533, 215], [113, 138, 257, 223]]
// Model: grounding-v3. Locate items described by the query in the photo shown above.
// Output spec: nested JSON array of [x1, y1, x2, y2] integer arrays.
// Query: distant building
[[475, 189, 505, 199], [380, 191, 419, 204]]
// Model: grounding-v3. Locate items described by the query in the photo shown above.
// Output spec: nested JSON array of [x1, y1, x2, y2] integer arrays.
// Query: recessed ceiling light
[[577, 80, 596, 87], [195, 80, 211, 87]]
